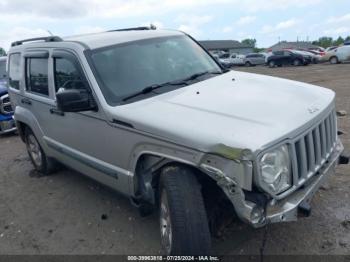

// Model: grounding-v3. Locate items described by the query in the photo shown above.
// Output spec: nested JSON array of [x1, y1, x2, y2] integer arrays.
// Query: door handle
[[21, 98, 32, 105], [49, 108, 65, 116]]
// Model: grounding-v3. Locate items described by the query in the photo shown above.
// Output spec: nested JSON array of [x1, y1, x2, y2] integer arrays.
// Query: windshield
[[0, 60, 6, 80], [88, 35, 221, 105]]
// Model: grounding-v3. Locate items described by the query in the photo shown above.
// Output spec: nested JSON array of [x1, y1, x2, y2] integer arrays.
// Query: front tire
[[245, 61, 251, 67], [25, 128, 58, 175], [159, 166, 211, 255], [293, 59, 301, 66], [268, 60, 275, 68]]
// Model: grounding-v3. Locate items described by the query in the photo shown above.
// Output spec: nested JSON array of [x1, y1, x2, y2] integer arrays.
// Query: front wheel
[[268, 60, 275, 68], [159, 166, 211, 255], [245, 61, 251, 67], [293, 59, 301, 66]]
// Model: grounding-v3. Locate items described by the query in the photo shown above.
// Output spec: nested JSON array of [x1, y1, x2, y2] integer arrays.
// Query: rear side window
[[8, 53, 21, 90], [26, 58, 49, 96], [54, 58, 86, 92]]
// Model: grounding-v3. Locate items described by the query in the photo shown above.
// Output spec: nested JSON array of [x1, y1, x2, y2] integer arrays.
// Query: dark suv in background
[[267, 50, 311, 68]]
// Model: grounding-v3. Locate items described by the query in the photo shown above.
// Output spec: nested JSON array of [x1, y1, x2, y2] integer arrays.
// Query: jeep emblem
[[308, 106, 319, 114]]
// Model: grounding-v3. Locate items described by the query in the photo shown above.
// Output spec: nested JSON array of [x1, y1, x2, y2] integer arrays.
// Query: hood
[[0, 79, 7, 96], [111, 71, 335, 154]]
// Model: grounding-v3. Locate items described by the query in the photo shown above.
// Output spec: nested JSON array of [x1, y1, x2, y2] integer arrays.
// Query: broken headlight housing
[[259, 145, 291, 195]]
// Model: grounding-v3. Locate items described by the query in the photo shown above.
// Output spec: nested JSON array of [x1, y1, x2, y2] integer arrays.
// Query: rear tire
[[330, 56, 339, 64], [159, 166, 211, 255], [25, 128, 59, 175], [245, 61, 251, 67]]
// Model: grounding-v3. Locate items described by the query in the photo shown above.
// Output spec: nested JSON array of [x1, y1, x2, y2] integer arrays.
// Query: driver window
[[54, 58, 86, 92]]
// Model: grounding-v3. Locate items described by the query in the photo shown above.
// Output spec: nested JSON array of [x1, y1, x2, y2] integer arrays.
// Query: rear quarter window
[[8, 53, 21, 90]]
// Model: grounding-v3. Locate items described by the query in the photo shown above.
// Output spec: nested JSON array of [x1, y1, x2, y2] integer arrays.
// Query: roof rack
[[108, 25, 157, 32], [11, 36, 63, 47]]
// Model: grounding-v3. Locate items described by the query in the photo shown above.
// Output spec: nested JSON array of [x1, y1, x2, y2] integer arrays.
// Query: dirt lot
[[0, 63, 350, 255]]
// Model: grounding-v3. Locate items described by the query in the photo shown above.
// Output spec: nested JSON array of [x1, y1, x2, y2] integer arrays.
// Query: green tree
[[312, 37, 333, 48], [0, 47, 6, 56], [333, 36, 344, 46], [241, 38, 256, 48]]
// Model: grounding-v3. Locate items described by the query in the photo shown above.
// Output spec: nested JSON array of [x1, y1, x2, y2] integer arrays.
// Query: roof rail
[[108, 25, 157, 32], [11, 36, 63, 47]]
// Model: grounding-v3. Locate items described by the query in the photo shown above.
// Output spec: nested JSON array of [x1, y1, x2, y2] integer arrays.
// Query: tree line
[[241, 36, 350, 50], [312, 36, 350, 48], [0, 47, 6, 56]]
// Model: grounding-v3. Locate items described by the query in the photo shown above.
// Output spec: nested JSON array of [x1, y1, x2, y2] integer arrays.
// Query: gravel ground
[[0, 63, 349, 255]]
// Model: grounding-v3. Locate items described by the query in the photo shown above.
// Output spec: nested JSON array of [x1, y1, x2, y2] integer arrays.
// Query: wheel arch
[[131, 149, 221, 205], [329, 55, 339, 63], [14, 106, 48, 152]]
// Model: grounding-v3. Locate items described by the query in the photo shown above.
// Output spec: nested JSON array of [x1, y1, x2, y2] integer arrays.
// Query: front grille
[[3, 96, 10, 104], [291, 109, 337, 185], [0, 94, 14, 114], [3, 105, 13, 112]]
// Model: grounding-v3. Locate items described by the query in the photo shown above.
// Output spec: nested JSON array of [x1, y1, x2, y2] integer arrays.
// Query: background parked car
[[328, 45, 350, 64], [243, 53, 266, 66], [0, 56, 16, 135], [218, 53, 233, 68], [325, 46, 338, 52], [218, 53, 245, 67], [294, 50, 319, 64], [319, 48, 338, 63], [230, 53, 245, 66], [267, 50, 310, 67]]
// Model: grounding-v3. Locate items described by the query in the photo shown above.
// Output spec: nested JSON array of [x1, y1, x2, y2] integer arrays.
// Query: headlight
[[259, 145, 291, 194]]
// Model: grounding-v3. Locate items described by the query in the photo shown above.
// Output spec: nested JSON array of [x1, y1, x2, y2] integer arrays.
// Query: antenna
[[47, 30, 53, 36]]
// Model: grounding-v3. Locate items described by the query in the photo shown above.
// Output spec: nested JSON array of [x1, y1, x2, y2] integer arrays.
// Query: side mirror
[[56, 89, 97, 112]]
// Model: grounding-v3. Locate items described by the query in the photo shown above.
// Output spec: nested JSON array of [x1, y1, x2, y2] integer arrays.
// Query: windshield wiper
[[181, 70, 223, 82], [122, 71, 223, 102], [122, 81, 187, 102]]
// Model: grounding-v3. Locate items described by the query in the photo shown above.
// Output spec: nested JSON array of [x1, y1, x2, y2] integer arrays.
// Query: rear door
[[256, 54, 265, 64], [22, 50, 58, 140]]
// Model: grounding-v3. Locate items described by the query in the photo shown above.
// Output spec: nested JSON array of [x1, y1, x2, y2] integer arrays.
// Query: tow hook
[[298, 202, 312, 217], [339, 153, 350, 165]]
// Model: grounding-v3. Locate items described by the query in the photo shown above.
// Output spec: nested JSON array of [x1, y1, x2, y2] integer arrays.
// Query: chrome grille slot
[[292, 110, 337, 186], [0, 94, 14, 114]]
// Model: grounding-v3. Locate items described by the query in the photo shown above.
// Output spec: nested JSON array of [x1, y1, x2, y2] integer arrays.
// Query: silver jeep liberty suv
[[7, 26, 346, 255]]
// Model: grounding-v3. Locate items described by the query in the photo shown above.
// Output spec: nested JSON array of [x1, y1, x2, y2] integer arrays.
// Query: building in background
[[199, 40, 253, 55], [268, 41, 321, 51]]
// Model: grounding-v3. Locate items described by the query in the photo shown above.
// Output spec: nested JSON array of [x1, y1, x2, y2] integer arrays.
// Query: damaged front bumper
[[204, 139, 344, 228], [263, 139, 343, 226]]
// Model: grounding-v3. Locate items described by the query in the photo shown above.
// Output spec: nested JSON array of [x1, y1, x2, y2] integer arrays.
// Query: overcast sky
[[0, 0, 349, 50]]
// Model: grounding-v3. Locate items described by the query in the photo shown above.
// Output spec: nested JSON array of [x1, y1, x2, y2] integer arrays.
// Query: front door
[[41, 50, 130, 195]]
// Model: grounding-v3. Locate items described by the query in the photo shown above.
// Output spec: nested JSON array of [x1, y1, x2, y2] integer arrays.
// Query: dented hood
[[112, 71, 335, 154]]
